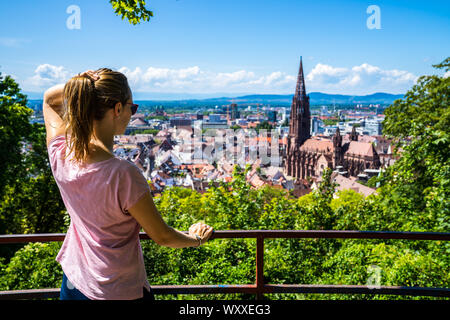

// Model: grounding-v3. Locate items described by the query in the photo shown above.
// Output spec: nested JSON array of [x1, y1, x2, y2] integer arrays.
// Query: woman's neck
[[84, 139, 114, 164], [90, 114, 117, 157], [91, 126, 114, 154], [89, 139, 114, 156], [88, 128, 114, 161]]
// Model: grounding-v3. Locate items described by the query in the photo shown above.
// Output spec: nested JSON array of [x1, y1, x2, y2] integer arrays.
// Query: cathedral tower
[[285, 57, 311, 177], [332, 127, 343, 167]]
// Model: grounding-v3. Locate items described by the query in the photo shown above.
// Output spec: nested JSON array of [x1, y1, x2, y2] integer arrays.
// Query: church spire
[[333, 127, 342, 147], [294, 56, 307, 100], [285, 56, 311, 179], [335, 127, 341, 137], [350, 125, 359, 141], [287, 56, 311, 145]]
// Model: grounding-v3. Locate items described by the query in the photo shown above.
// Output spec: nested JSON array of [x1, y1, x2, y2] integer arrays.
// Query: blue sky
[[0, 0, 449, 98]]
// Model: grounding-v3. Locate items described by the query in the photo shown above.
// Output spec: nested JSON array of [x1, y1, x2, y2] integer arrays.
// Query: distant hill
[[222, 92, 404, 105], [310, 92, 404, 104], [144, 92, 404, 105], [24, 91, 404, 105]]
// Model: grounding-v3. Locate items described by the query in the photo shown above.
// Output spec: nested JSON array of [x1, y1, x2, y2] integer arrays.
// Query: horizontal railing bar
[[1, 230, 449, 244], [201, 230, 450, 241], [263, 284, 450, 297], [0, 233, 66, 244], [0, 288, 60, 300], [1, 284, 449, 300]]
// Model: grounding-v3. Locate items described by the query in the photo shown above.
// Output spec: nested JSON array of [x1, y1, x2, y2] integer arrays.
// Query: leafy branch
[[109, 0, 153, 25]]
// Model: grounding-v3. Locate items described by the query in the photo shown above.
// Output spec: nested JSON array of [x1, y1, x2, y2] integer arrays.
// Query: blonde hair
[[62, 68, 131, 163]]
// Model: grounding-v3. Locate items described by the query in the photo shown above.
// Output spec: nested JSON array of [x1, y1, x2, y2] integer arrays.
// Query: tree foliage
[[0, 242, 62, 291], [376, 57, 450, 232], [0, 72, 32, 200], [109, 0, 153, 25], [0, 73, 67, 236], [1, 164, 448, 299]]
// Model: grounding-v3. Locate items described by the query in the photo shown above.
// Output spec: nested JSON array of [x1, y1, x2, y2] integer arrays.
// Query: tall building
[[267, 110, 277, 123], [230, 103, 239, 120], [284, 57, 381, 180], [285, 57, 311, 178], [311, 116, 320, 135]]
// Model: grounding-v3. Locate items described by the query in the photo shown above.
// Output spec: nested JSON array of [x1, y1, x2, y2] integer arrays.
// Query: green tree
[[322, 119, 338, 126], [301, 167, 338, 230], [110, 0, 153, 25], [255, 121, 273, 133], [2, 164, 448, 299], [0, 242, 62, 291], [321, 240, 449, 300], [0, 73, 66, 235], [0, 72, 33, 201], [330, 189, 365, 230], [377, 58, 450, 232]]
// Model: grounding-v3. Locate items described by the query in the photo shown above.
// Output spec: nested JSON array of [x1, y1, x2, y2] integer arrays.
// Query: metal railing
[[0, 230, 449, 300]]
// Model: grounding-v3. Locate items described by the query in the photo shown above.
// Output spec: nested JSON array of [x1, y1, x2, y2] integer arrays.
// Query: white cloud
[[119, 66, 294, 93], [25, 64, 71, 91], [120, 66, 203, 91], [21, 62, 418, 95], [214, 70, 255, 86], [248, 71, 296, 88], [118, 66, 143, 86], [306, 62, 417, 94]]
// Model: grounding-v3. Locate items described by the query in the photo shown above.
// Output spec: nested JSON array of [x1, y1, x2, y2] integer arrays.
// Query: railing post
[[256, 235, 264, 300]]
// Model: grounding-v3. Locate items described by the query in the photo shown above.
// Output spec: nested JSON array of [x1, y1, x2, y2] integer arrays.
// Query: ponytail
[[63, 76, 96, 163], [62, 68, 131, 164]]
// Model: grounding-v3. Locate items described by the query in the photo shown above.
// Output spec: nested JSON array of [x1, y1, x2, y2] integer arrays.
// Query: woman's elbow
[[148, 226, 174, 247], [44, 84, 65, 103]]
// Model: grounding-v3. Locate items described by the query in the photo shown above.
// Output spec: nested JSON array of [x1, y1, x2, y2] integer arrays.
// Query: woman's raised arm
[[43, 83, 66, 146]]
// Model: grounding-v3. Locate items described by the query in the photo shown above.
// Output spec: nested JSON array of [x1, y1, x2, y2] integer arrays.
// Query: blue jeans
[[60, 273, 155, 300]]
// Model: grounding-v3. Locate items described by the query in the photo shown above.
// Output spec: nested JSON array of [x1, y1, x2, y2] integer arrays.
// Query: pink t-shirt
[[47, 135, 151, 300]]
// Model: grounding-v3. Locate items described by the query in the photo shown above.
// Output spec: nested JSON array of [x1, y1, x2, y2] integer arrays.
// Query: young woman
[[43, 68, 213, 300]]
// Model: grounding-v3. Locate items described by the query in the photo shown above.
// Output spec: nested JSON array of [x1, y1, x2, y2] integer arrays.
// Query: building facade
[[284, 57, 381, 180]]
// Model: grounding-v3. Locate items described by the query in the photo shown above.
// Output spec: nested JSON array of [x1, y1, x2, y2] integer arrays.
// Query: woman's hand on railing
[[189, 222, 214, 247]]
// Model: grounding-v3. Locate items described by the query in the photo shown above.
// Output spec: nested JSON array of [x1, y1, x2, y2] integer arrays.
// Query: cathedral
[[284, 57, 381, 180]]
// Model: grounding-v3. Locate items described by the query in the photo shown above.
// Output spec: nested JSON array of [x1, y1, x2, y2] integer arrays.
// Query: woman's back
[[43, 68, 213, 300], [48, 134, 151, 300]]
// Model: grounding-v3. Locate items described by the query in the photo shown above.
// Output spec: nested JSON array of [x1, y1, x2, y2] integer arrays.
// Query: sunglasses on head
[[125, 102, 139, 115]]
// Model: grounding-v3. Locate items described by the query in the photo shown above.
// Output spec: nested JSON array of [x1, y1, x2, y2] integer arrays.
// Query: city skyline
[[1, 0, 449, 97]]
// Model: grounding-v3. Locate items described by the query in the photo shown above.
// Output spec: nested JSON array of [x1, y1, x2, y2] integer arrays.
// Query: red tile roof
[[300, 139, 334, 153], [346, 141, 376, 157]]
